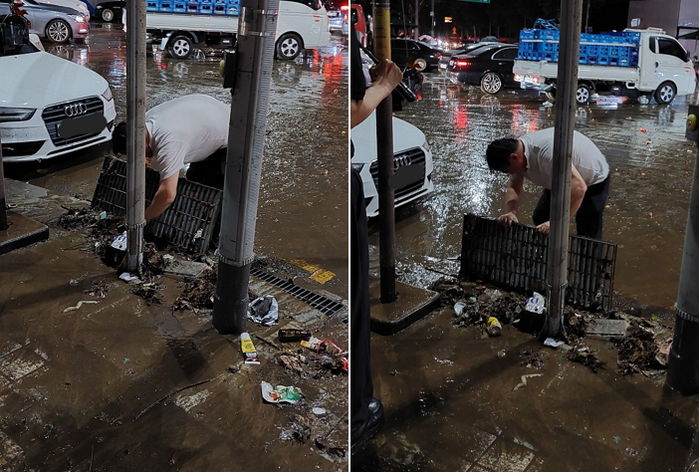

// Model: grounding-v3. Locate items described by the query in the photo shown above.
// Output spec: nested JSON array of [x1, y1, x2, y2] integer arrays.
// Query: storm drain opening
[[459, 214, 617, 312], [91, 156, 222, 254], [250, 266, 346, 318]]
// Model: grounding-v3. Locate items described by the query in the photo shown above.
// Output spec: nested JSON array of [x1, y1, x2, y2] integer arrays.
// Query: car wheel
[[45, 19, 71, 44], [101, 7, 115, 22], [575, 84, 591, 105], [480, 72, 502, 94], [413, 58, 428, 72], [275, 33, 302, 60], [654, 81, 677, 104], [168, 35, 193, 59]]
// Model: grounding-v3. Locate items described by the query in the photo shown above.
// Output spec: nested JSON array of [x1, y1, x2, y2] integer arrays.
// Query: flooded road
[[378, 74, 698, 309], [6, 26, 348, 297]]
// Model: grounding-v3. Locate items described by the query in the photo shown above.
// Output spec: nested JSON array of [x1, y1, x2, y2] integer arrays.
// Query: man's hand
[[370, 59, 403, 91], [536, 221, 550, 234], [497, 212, 519, 227]]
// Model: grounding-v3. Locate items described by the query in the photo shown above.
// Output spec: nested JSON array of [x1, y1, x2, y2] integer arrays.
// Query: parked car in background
[[327, 8, 342, 34], [448, 43, 519, 94], [93, 0, 123, 22], [391, 38, 443, 72], [1, 14, 115, 163], [351, 112, 434, 217], [0, 0, 89, 43], [438, 41, 502, 73], [35, 0, 89, 19]]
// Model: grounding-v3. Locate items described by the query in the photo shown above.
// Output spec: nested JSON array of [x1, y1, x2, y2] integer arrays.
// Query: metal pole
[[374, 0, 396, 303], [540, 0, 583, 340], [0, 136, 7, 231], [125, 2, 146, 272], [584, 0, 590, 32], [414, 0, 419, 39], [666, 110, 699, 394], [430, 0, 434, 37], [212, 0, 279, 334]]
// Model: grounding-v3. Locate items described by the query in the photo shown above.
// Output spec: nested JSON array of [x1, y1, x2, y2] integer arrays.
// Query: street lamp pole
[[374, 0, 397, 303], [541, 0, 583, 340], [212, 0, 279, 334], [125, 0, 147, 272]]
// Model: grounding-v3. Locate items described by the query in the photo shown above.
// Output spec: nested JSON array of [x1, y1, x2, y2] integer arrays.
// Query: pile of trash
[[431, 277, 674, 376], [173, 267, 218, 311]]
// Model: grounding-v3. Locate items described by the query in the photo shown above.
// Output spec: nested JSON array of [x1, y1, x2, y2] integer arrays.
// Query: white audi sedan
[[1, 35, 116, 163]]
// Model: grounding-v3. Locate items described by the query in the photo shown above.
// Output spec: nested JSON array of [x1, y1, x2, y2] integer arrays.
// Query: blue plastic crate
[[157, 0, 174, 11], [146, 0, 158, 11], [225, 0, 239, 14], [173, 1, 186, 11], [199, 3, 213, 13], [213, 4, 226, 13], [186, 1, 199, 12]]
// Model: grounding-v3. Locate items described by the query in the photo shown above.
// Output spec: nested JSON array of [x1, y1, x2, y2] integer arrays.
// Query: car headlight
[[351, 162, 364, 172], [75, 15, 85, 22], [0, 107, 36, 122], [102, 87, 113, 102]]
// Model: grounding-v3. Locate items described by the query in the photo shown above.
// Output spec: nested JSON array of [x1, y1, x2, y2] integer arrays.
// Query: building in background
[[629, 0, 699, 57]]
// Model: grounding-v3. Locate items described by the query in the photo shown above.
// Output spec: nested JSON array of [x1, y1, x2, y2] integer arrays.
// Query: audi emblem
[[394, 155, 412, 169], [64, 102, 88, 118]]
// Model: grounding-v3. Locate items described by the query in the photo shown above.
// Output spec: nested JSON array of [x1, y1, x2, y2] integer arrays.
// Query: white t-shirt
[[145, 94, 231, 180], [519, 128, 609, 189]]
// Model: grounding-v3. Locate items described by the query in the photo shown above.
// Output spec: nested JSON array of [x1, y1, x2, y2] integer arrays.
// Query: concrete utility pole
[[212, 0, 279, 334], [0, 137, 7, 231], [374, 0, 397, 303], [666, 104, 699, 395], [541, 0, 583, 340], [125, 2, 146, 272]]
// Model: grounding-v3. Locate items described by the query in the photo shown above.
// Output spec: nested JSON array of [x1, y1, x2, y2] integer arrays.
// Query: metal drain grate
[[250, 266, 346, 317], [91, 156, 222, 253], [459, 214, 617, 311]]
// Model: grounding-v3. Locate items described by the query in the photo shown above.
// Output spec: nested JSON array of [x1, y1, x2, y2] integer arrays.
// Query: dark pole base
[[212, 261, 250, 335], [666, 316, 699, 395]]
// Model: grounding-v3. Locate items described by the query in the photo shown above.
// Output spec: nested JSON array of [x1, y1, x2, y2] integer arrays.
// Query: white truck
[[145, 0, 330, 60], [513, 28, 696, 105]]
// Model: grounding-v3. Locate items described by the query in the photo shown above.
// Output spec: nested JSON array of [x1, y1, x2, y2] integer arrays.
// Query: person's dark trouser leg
[[532, 189, 551, 226], [575, 176, 610, 239], [351, 168, 372, 444]]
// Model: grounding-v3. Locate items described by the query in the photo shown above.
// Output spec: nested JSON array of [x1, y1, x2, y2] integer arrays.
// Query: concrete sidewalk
[[0, 180, 348, 471]]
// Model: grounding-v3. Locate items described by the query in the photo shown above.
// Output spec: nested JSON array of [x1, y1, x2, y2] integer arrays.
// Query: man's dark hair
[[485, 138, 518, 172], [112, 121, 127, 155]]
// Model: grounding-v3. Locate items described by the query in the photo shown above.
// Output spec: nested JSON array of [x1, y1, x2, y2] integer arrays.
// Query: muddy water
[[380, 75, 698, 309], [7, 27, 348, 296]]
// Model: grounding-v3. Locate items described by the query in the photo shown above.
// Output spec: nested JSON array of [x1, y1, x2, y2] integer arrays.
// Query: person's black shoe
[[352, 397, 384, 451]]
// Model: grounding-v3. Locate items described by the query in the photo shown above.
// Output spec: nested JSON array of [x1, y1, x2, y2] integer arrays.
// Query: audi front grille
[[42, 97, 105, 147], [369, 147, 427, 196]]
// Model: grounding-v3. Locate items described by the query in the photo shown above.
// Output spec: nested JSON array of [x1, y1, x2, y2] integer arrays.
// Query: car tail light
[[455, 59, 471, 69]]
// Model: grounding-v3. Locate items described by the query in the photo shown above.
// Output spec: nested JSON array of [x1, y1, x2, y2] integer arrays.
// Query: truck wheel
[[480, 72, 502, 94], [575, 84, 591, 105], [45, 19, 71, 43], [101, 7, 115, 22], [275, 33, 302, 60], [168, 35, 193, 59], [413, 58, 428, 72], [654, 82, 677, 104]]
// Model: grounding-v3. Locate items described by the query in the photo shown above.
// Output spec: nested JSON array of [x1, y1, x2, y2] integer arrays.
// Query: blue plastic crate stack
[[146, 0, 240, 15], [517, 29, 640, 67]]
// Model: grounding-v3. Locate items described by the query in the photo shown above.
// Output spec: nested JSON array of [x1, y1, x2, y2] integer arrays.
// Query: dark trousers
[[351, 167, 372, 443], [532, 175, 610, 240], [186, 148, 227, 247], [186, 147, 227, 190]]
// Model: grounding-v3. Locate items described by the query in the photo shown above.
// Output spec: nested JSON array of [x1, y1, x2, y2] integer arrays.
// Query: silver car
[[0, 0, 89, 43]]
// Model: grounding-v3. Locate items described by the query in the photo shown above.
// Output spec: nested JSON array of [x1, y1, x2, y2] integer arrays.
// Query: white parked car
[[351, 112, 434, 217], [1, 28, 116, 163]]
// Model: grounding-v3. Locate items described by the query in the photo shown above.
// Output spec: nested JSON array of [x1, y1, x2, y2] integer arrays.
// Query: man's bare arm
[[569, 165, 587, 215], [351, 60, 402, 128], [145, 174, 178, 221], [498, 175, 524, 226]]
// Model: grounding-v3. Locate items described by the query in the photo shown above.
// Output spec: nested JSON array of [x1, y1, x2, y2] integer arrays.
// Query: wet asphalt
[[5, 25, 348, 298], [374, 71, 699, 310]]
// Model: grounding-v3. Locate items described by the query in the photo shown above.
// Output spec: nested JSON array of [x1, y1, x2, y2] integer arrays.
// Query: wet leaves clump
[[84, 280, 109, 299], [131, 283, 164, 305], [173, 268, 217, 311], [567, 343, 605, 373], [519, 349, 545, 369], [613, 321, 664, 375]]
